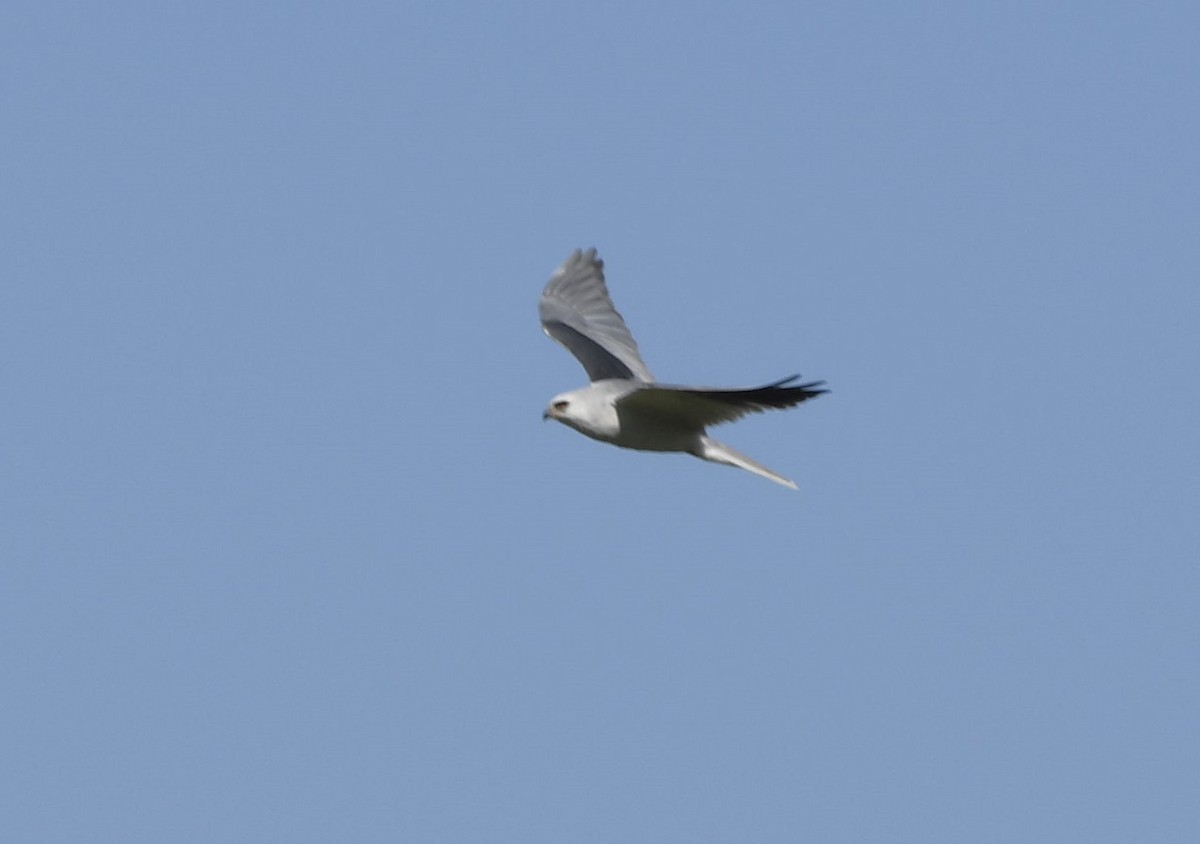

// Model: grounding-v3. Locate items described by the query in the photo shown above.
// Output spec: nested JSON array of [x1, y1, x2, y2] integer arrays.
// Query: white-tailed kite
[[540, 248, 827, 489]]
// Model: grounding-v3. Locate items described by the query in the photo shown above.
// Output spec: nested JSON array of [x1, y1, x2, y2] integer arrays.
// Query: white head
[[542, 386, 619, 442]]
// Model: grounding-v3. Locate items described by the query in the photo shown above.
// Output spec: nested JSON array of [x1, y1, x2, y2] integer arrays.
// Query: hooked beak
[[542, 409, 551, 421]]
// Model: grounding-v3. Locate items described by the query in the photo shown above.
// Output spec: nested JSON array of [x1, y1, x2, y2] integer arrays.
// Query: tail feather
[[694, 436, 798, 490]]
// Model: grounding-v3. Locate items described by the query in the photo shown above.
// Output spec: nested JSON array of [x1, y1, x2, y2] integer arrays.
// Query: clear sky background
[[4, 2, 1197, 841]]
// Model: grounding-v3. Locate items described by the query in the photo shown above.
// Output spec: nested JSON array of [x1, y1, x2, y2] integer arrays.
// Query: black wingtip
[[698, 375, 829, 411], [762, 374, 829, 396]]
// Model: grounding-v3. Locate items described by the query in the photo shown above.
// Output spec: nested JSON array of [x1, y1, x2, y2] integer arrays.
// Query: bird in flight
[[540, 248, 827, 489]]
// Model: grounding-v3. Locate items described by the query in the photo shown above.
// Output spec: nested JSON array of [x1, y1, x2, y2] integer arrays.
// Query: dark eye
[[553, 400, 569, 411]]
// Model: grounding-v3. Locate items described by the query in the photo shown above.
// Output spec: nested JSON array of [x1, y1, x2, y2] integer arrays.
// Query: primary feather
[[539, 249, 655, 383]]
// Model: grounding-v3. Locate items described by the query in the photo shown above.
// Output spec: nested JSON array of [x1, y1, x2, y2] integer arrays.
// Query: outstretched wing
[[539, 249, 654, 383], [616, 375, 828, 428]]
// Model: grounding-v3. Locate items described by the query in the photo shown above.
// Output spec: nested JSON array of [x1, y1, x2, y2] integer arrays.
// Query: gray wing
[[616, 376, 828, 428], [539, 249, 654, 383]]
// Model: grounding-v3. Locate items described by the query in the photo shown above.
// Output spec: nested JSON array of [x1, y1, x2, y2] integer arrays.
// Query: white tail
[[694, 436, 798, 490]]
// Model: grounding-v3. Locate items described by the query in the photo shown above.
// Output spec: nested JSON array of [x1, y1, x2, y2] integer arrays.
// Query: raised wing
[[616, 375, 828, 428], [539, 249, 654, 383]]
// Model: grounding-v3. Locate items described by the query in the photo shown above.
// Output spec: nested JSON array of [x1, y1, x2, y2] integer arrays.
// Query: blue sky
[[3, 2, 1198, 841]]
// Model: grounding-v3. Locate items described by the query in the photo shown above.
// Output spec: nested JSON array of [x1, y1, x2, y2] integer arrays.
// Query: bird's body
[[540, 249, 826, 489], [548, 379, 702, 452]]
